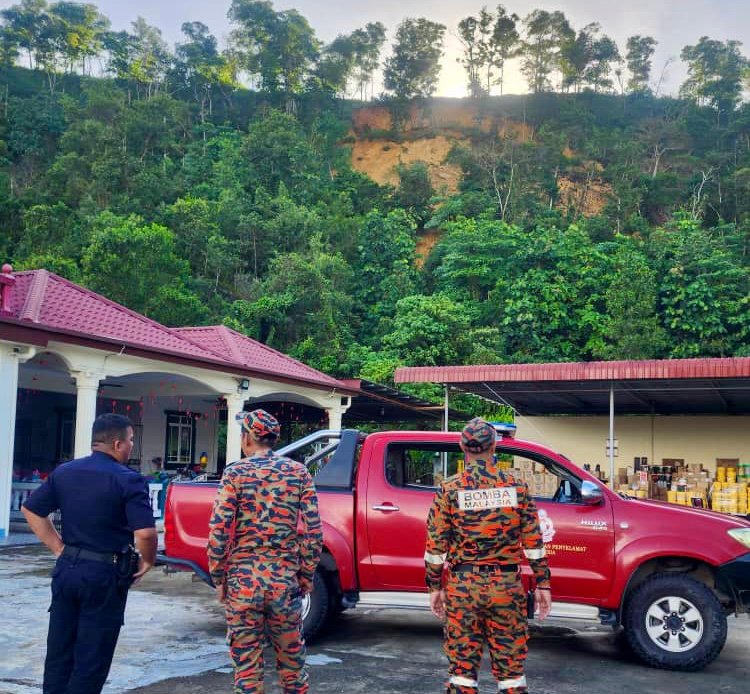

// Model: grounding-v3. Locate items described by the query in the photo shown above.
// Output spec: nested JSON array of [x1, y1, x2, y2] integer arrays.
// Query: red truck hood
[[627, 497, 750, 529]]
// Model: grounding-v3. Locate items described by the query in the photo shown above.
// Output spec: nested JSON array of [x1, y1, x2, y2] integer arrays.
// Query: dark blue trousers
[[44, 555, 128, 694]]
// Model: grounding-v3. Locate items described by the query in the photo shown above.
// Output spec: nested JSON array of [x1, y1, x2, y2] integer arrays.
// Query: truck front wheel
[[301, 571, 329, 642], [623, 573, 727, 671]]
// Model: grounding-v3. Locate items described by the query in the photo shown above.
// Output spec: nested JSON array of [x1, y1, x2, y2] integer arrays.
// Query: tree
[[559, 23, 619, 93], [314, 32, 357, 98], [175, 21, 237, 120], [680, 37, 748, 122], [227, 236, 353, 372], [595, 238, 667, 359], [652, 216, 750, 357], [162, 196, 234, 291], [432, 216, 512, 302], [487, 5, 520, 95], [128, 17, 171, 99], [351, 22, 386, 101], [393, 162, 434, 226], [457, 6, 521, 97], [626, 35, 657, 93], [382, 293, 471, 366], [228, 0, 319, 113], [383, 18, 446, 99], [81, 212, 195, 318], [353, 208, 417, 337], [520, 9, 573, 93], [49, 2, 110, 74], [451, 130, 538, 222], [584, 28, 619, 92], [240, 110, 317, 195], [32, 8, 67, 92], [457, 11, 491, 98], [101, 29, 136, 81], [15, 201, 76, 259], [0, 0, 47, 69]]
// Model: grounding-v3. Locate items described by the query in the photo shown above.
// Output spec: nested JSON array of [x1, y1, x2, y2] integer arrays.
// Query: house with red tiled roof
[[0, 265, 356, 538]]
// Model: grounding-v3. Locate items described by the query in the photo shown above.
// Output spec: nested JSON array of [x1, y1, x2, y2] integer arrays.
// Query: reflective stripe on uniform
[[424, 551, 447, 564], [498, 675, 527, 690], [523, 547, 546, 560], [449, 674, 478, 688]]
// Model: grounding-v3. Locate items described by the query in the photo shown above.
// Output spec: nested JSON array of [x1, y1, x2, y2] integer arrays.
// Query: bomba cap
[[461, 417, 497, 454], [235, 408, 280, 440]]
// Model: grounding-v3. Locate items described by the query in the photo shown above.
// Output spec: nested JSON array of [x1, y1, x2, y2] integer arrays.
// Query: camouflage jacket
[[425, 458, 550, 591], [207, 451, 322, 588]]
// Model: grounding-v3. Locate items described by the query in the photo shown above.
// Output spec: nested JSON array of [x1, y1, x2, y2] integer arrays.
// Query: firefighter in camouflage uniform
[[208, 409, 322, 694], [425, 418, 552, 694]]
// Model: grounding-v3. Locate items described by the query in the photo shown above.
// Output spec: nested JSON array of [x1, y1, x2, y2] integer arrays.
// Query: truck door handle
[[372, 504, 400, 512]]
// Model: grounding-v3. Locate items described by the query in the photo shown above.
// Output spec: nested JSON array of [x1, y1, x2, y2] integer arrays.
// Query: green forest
[[1, 0, 749, 396]]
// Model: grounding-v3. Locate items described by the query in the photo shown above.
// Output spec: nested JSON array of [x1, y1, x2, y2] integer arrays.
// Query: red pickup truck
[[160, 428, 750, 672]]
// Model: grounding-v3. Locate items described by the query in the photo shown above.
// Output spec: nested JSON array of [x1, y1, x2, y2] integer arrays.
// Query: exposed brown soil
[[351, 135, 465, 194], [415, 229, 442, 267], [350, 103, 612, 219]]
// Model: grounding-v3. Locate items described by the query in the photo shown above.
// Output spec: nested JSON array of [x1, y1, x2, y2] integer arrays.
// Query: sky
[[4, 0, 750, 97]]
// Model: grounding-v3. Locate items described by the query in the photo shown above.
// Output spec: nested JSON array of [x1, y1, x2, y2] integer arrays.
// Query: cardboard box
[[716, 458, 739, 469]]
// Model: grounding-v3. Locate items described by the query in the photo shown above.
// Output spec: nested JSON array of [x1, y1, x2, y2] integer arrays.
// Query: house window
[[165, 413, 195, 470]]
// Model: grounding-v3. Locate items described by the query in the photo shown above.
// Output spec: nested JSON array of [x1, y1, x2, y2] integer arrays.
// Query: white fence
[[11, 481, 165, 520]]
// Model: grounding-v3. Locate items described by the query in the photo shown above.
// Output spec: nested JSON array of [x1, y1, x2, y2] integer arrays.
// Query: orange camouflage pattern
[[208, 451, 322, 693], [425, 456, 550, 693], [445, 567, 528, 693]]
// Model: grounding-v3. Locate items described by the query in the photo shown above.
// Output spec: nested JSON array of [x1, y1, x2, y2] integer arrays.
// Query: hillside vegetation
[[1, 1, 749, 393]]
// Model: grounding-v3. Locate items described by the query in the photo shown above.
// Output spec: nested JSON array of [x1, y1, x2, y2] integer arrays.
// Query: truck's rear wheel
[[301, 571, 329, 642], [623, 573, 727, 671]]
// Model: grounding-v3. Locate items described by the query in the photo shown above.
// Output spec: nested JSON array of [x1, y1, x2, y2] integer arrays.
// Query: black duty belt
[[452, 563, 518, 574], [62, 545, 119, 564]]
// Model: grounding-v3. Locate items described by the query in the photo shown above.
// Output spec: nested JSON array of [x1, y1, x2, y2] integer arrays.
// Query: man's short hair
[[92, 414, 133, 445]]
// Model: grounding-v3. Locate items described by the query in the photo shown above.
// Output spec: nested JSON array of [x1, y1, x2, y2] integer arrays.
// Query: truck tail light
[[163, 487, 175, 546]]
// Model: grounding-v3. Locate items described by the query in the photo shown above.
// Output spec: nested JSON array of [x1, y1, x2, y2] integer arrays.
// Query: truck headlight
[[728, 528, 750, 549]]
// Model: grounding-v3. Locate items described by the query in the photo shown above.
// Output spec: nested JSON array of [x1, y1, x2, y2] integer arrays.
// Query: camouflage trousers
[[225, 582, 308, 694], [443, 567, 528, 694]]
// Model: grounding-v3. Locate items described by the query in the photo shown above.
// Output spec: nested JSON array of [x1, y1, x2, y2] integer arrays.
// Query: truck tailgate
[[163, 481, 218, 576]]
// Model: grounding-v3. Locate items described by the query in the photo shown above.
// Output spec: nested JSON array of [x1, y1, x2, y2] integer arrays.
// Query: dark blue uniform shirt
[[23, 451, 155, 553]]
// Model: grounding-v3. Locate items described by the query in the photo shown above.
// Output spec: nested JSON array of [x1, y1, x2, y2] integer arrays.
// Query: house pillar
[[0, 344, 36, 538], [73, 372, 102, 459], [224, 394, 246, 466], [325, 396, 350, 432]]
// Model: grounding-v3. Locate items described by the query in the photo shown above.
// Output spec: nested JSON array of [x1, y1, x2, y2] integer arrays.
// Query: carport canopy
[[394, 358, 750, 416]]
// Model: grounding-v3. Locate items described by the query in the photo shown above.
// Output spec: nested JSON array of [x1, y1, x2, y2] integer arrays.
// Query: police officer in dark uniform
[[22, 413, 158, 694]]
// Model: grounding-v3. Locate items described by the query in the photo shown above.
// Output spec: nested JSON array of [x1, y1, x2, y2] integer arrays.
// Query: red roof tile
[[8, 270, 222, 360], [174, 326, 345, 389], [394, 358, 750, 384], [3, 269, 346, 391]]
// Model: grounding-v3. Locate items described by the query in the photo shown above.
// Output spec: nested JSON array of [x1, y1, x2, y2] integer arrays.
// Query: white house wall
[[139, 395, 221, 474], [515, 415, 750, 473]]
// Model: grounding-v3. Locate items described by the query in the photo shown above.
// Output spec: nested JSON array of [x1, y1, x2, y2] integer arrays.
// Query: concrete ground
[[2, 543, 749, 693]]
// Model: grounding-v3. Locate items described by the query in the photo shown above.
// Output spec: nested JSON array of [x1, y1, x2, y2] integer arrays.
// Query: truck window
[[502, 450, 583, 504], [385, 443, 464, 489]]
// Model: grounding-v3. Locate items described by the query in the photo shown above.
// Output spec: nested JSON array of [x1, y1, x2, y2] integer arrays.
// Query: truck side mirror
[[580, 480, 604, 506]]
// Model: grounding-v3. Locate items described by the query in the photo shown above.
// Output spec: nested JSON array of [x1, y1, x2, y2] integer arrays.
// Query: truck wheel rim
[[644, 596, 703, 653], [301, 593, 311, 621]]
